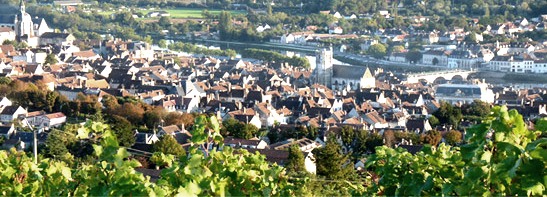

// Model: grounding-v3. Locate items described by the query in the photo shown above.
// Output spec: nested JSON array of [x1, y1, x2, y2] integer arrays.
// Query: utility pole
[[33, 127, 38, 164]]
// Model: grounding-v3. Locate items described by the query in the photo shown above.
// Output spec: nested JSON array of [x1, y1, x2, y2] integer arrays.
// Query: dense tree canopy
[[367, 44, 387, 59]]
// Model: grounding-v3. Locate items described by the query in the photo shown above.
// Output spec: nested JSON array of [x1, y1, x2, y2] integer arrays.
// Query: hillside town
[[0, 0, 545, 195], [0, 1, 546, 173]]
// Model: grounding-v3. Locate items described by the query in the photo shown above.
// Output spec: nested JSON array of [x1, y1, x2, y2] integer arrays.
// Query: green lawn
[[99, 8, 246, 19]]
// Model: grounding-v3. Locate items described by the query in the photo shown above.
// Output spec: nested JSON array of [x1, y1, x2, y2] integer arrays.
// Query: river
[[164, 39, 547, 86]]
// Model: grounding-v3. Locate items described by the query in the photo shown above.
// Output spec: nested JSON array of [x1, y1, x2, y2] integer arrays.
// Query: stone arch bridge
[[403, 70, 476, 84]]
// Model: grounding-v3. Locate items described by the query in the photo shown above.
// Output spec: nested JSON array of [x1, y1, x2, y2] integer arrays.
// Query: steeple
[[20, 0, 25, 13]]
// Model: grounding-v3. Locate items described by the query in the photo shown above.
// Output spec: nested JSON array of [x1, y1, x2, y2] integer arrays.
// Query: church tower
[[15, 0, 33, 38], [314, 47, 333, 87]]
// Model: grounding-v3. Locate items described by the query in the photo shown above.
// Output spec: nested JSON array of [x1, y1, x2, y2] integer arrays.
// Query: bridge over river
[[404, 70, 476, 84]]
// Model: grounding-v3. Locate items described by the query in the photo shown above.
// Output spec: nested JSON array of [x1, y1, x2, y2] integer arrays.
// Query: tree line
[[0, 106, 543, 195], [242, 48, 310, 69]]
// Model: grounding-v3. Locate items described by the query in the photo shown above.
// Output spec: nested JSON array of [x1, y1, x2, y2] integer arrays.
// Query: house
[[0, 27, 15, 44], [389, 52, 407, 63], [344, 14, 358, 20], [359, 39, 379, 51], [147, 11, 170, 18], [158, 124, 184, 136], [72, 50, 101, 61], [281, 34, 295, 44], [270, 137, 321, 152], [224, 137, 268, 149], [328, 26, 343, 34], [488, 55, 535, 73], [0, 97, 12, 107], [332, 11, 343, 19], [378, 10, 390, 18], [256, 24, 271, 33], [176, 96, 200, 113], [362, 111, 388, 129], [24, 64, 44, 75], [10, 131, 47, 150], [533, 60, 547, 74], [248, 148, 316, 174], [135, 132, 160, 145], [39, 32, 76, 46], [37, 112, 67, 128], [405, 119, 432, 133], [0, 124, 15, 139], [422, 50, 448, 66], [32, 17, 52, 37], [0, 106, 27, 123]]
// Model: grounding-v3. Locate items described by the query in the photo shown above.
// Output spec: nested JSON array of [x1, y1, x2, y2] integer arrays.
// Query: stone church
[[0, 0, 51, 45], [313, 47, 377, 91]]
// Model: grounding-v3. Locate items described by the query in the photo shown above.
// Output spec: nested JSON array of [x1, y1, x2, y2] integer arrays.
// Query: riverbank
[[469, 71, 547, 86]]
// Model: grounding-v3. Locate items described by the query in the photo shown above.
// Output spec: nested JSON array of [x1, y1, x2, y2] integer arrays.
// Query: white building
[[0, 27, 15, 43], [434, 83, 495, 104], [489, 55, 535, 73], [422, 50, 448, 66], [533, 60, 547, 73], [37, 112, 67, 128], [0, 106, 27, 123]]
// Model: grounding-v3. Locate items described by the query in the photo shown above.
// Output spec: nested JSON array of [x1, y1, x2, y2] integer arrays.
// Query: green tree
[[392, 45, 405, 53], [367, 44, 387, 59], [429, 115, 440, 127], [109, 115, 135, 147], [444, 130, 462, 145], [432, 57, 439, 65], [143, 35, 153, 44], [44, 53, 58, 65], [433, 101, 463, 128], [218, 11, 233, 40], [405, 49, 423, 63], [153, 135, 186, 157], [420, 130, 442, 146], [158, 39, 167, 48], [463, 100, 491, 118], [221, 118, 241, 137], [44, 128, 77, 161], [340, 126, 354, 147], [150, 152, 175, 169], [240, 123, 259, 139], [313, 136, 354, 179], [157, 115, 299, 196], [365, 106, 546, 196], [0, 77, 11, 85], [285, 145, 306, 173], [158, 16, 171, 28], [222, 118, 258, 139]]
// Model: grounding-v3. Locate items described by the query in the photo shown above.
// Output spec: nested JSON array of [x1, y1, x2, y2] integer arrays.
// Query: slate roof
[[174, 132, 192, 144], [332, 65, 367, 79], [246, 148, 289, 165], [0, 125, 12, 135], [40, 32, 71, 39], [224, 136, 262, 147], [0, 106, 21, 115], [406, 119, 426, 131], [398, 145, 423, 154]]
